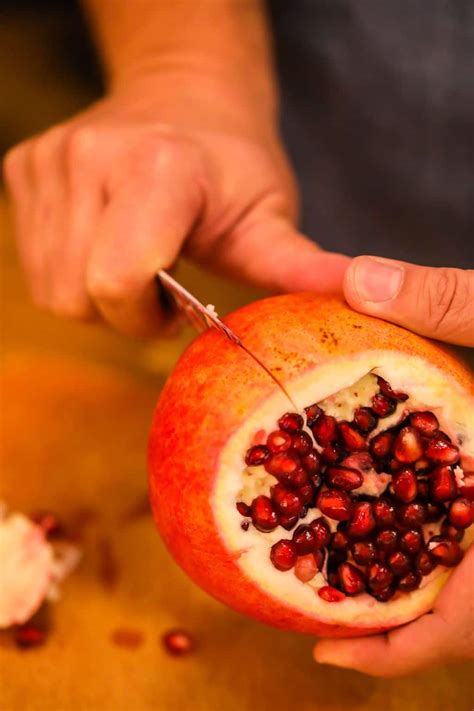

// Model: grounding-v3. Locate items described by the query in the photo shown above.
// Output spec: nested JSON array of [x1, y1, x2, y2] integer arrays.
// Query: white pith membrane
[[212, 351, 474, 629]]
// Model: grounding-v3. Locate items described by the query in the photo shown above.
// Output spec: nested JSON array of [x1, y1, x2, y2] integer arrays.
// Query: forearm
[[82, 0, 278, 136]]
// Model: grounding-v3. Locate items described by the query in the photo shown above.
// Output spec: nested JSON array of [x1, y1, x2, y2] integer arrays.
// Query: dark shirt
[[269, 0, 474, 267]]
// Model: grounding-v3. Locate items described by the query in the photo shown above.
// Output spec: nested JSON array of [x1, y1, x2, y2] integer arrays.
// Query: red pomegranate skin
[[148, 294, 473, 637]]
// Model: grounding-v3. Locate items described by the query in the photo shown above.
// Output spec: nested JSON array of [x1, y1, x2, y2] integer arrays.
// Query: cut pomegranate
[[339, 422, 367, 452], [398, 572, 422, 592], [318, 586, 346, 602], [347, 502, 376, 539], [368, 563, 393, 591], [392, 468, 418, 502], [353, 407, 378, 434], [429, 466, 457, 502], [245, 445, 270, 466], [251, 495, 278, 531], [267, 430, 292, 453], [352, 541, 377, 565], [370, 432, 395, 459], [312, 415, 338, 447], [409, 411, 439, 437], [393, 427, 424, 464], [338, 562, 366, 595], [264, 451, 301, 484], [448, 497, 473, 529], [278, 412, 304, 433], [270, 539, 298, 571], [373, 586, 396, 602], [428, 538, 464, 567], [317, 490, 353, 521], [326, 466, 363, 491], [425, 438, 460, 465], [371, 393, 396, 418], [388, 550, 412, 576], [415, 550, 436, 576], [271, 485, 302, 517]]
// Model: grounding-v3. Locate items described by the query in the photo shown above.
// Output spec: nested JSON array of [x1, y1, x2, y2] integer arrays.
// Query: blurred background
[[0, 3, 473, 711]]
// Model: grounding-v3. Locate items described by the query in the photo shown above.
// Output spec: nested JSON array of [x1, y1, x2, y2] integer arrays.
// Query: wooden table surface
[[0, 196, 472, 711]]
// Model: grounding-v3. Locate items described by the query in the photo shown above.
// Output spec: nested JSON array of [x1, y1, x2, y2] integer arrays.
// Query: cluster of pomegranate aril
[[237, 376, 472, 602]]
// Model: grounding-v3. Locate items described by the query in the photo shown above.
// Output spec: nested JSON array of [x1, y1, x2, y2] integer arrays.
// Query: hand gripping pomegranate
[[148, 295, 474, 637]]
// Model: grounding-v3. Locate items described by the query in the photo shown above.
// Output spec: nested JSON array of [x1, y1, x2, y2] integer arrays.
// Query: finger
[[343, 256, 474, 346], [313, 612, 454, 677], [200, 206, 350, 294], [87, 138, 204, 337]]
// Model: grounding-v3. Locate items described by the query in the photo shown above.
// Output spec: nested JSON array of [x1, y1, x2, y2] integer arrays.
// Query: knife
[[157, 270, 296, 408]]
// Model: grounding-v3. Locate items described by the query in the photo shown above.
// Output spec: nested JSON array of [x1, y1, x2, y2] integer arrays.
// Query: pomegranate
[[148, 294, 474, 637]]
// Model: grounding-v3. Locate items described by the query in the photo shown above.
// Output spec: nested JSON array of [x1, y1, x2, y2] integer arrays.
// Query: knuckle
[[66, 126, 99, 167], [423, 268, 472, 338]]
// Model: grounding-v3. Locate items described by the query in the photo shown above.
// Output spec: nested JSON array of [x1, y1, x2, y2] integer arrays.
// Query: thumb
[[208, 211, 350, 295], [343, 257, 474, 346]]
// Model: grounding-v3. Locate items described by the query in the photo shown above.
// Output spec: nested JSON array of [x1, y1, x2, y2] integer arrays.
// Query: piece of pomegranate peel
[[148, 294, 474, 637]]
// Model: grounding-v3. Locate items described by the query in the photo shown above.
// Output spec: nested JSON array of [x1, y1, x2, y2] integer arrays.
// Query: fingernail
[[353, 258, 404, 303]]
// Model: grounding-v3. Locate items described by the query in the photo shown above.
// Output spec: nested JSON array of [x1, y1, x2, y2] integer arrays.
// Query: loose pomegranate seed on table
[[236, 376, 471, 602], [14, 624, 46, 649], [162, 629, 195, 656]]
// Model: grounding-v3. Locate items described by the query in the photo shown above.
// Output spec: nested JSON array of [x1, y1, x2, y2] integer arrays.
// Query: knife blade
[[157, 270, 297, 408]]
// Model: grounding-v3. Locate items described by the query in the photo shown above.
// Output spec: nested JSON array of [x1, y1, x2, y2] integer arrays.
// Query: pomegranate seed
[[392, 467, 418, 502], [330, 530, 350, 551], [398, 572, 422, 592], [376, 376, 408, 402], [270, 539, 298, 570], [409, 411, 439, 437], [400, 529, 423, 555], [372, 586, 395, 602], [309, 517, 331, 548], [340, 452, 374, 474], [352, 541, 377, 565], [440, 520, 465, 542], [415, 550, 436, 576], [460, 474, 474, 501], [394, 427, 424, 464], [241, 521, 250, 531], [278, 412, 304, 433], [312, 415, 338, 447], [264, 451, 300, 480], [305, 403, 323, 427], [279, 514, 299, 530], [338, 562, 366, 595], [388, 550, 412, 576], [292, 431, 313, 455], [162, 629, 195, 656], [368, 562, 393, 591], [292, 525, 317, 554], [30, 511, 64, 538], [425, 501, 446, 523], [371, 393, 396, 418], [397, 502, 427, 528], [294, 553, 320, 582], [428, 538, 464, 567], [326, 466, 363, 491], [301, 449, 323, 475], [250, 495, 279, 532], [267, 430, 292, 453], [429, 465, 457, 502], [425, 438, 460, 465], [236, 502, 250, 517], [448, 497, 473, 529], [317, 490, 353, 521], [297, 482, 315, 505], [373, 498, 396, 527], [375, 527, 399, 552], [369, 431, 395, 459], [347, 501, 376, 539], [14, 624, 46, 649], [321, 443, 343, 464], [271, 485, 302, 517], [353, 407, 378, 434], [245, 444, 270, 466], [338, 422, 367, 452], [318, 586, 346, 602]]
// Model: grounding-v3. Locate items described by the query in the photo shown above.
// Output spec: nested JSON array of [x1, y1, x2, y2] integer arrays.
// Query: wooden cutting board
[[1, 198, 473, 711]]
